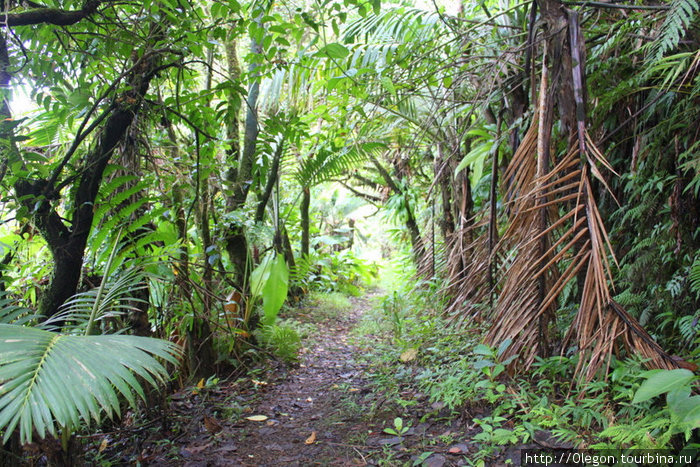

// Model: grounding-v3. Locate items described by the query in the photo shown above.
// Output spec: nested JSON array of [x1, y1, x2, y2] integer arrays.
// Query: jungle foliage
[[0, 0, 698, 461]]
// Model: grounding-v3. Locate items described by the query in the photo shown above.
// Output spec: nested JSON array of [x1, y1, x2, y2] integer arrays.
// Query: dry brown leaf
[[203, 415, 222, 434], [245, 415, 268, 422], [184, 443, 211, 455], [305, 431, 317, 445], [98, 438, 108, 453], [400, 348, 418, 362]]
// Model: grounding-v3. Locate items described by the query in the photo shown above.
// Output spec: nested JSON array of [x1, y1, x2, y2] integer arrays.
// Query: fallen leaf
[[192, 378, 205, 394], [377, 436, 402, 446], [448, 447, 461, 454], [215, 443, 237, 453], [98, 438, 108, 453], [183, 443, 211, 455], [203, 415, 222, 433], [424, 454, 447, 467], [245, 415, 268, 422], [400, 348, 418, 362], [305, 431, 317, 444]]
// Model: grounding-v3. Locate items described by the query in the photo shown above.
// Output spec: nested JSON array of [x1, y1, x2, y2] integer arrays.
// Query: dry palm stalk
[[443, 216, 492, 324], [487, 128, 678, 378], [482, 9, 681, 381], [560, 155, 677, 379], [485, 51, 559, 366], [484, 121, 559, 367]]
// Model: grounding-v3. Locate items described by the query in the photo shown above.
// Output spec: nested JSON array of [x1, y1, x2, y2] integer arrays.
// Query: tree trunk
[[371, 156, 426, 261], [3, 29, 165, 319], [224, 28, 262, 288], [301, 187, 311, 258], [436, 143, 456, 241], [255, 137, 285, 223]]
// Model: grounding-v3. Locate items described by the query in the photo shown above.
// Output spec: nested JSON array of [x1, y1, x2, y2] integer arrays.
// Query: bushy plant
[[256, 323, 302, 363], [292, 250, 377, 296]]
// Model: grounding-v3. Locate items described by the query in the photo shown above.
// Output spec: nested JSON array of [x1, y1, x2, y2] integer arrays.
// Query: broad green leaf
[[319, 43, 350, 60], [250, 254, 275, 297], [261, 254, 289, 326], [455, 141, 491, 187], [380, 76, 396, 98], [496, 338, 512, 357], [682, 399, 700, 428], [632, 369, 695, 404], [473, 343, 492, 356], [473, 359, 494, 369]]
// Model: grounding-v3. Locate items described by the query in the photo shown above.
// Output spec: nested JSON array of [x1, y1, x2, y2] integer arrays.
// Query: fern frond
[[294, 141, 385, 187], [649, 0, 700, 61], [690, 255, 700, 298]]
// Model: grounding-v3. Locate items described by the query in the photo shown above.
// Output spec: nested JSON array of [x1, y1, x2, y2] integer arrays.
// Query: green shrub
[[256, 323, 302, 363]]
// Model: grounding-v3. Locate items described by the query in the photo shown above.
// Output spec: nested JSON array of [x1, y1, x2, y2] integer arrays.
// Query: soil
[[91, 292, 541, 466]]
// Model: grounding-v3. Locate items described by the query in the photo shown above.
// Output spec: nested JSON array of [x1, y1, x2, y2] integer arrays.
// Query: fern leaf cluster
[[294, 142, 384, 187], [650, 0, 700, 61]]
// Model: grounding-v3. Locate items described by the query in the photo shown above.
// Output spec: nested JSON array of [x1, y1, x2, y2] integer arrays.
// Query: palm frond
[[486, 125, 677, 378], [0, 324, 181, 444], [443, 216, 492, 323], [343, 7, 444, 45], [41, 266, 147, 334], [0, 292, 37, 326]]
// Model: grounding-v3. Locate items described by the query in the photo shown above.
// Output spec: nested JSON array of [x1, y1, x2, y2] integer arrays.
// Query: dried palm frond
[[443, 215, 492, 324], [484, 115, 560, 367], [487, 127, 678, 379]]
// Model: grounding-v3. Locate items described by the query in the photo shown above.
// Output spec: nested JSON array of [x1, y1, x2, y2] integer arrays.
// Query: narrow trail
[[137, 291, 540, 467], [152, 293, 382, 467], [225, 293, 376, 466]]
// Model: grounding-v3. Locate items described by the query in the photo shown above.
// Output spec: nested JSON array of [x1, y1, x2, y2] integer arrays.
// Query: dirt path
[[139, 294, 381, 467], [221, 294, 376, 466], [134, 292, 510, 467]]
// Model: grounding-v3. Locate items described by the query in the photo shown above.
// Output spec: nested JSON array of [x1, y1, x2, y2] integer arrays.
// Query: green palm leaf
[[41, 265, 147, 334], [0, 324, 181, 444], [0, 292, 37, 325]]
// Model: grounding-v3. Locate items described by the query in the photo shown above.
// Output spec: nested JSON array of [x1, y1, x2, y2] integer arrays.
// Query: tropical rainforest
[[0, 0, 699, 465]]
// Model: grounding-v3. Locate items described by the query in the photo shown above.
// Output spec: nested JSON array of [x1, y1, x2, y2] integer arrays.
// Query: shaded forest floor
[[91, 291, 549, 466]]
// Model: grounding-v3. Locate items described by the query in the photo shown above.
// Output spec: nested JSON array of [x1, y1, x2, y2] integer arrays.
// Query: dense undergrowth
[[1, 0, 699, 462], [354, 258, 700, 465]]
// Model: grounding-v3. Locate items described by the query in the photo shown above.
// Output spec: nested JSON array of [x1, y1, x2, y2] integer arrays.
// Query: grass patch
[[303, 291, 352, 320]]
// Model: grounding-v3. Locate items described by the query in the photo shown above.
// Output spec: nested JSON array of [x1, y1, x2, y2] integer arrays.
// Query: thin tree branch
[[563, 1, 670, 10], [337, 181, 382, 204], [1, 0, 102, 27]]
